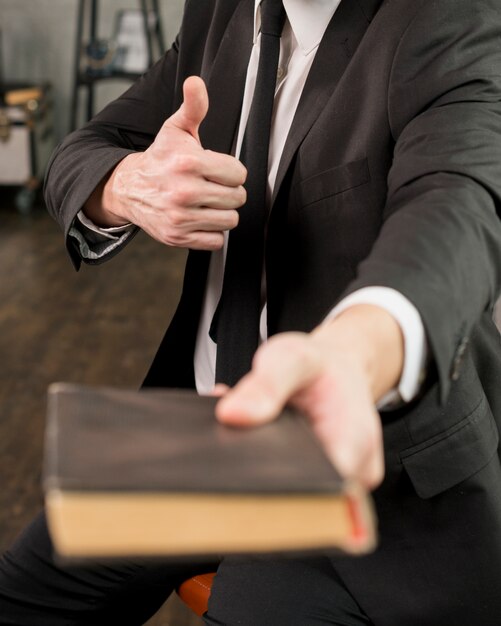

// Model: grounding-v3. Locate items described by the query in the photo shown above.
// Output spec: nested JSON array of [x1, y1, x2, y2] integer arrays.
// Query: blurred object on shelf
[[81, 38, 118, 78], [113, 9, 160, 74], [3, 86, 45, 107], [0, 29, 55, 214], [71, 0, 165, 131]]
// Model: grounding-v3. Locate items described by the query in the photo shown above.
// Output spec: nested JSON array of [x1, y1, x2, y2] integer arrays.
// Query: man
[[2, 0, 501, 624]]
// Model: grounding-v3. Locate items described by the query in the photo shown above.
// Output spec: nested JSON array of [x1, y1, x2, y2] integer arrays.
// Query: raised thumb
[[169, 76, 209, 143]]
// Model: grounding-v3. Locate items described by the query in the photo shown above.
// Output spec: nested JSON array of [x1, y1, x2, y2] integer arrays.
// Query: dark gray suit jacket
[[45, 1, 501, 623]]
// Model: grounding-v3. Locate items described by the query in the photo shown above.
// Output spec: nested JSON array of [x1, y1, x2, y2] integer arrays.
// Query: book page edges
[[46, 489, 376, 558]]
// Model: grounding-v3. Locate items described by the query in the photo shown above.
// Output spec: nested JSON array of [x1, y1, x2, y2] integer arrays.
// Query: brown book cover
[[43, 383, 377, 559]]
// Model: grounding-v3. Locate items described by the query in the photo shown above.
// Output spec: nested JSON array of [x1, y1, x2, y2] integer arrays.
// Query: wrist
[[83, 154, 139, 228], [311, 304, 404, 402]]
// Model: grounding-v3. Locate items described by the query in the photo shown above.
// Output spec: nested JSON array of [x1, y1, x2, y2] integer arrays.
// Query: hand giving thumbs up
[[84, 76, 247, 250]]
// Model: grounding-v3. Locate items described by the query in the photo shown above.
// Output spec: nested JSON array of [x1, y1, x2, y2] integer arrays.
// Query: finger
[[211, 384, 230, 398], [201, 151, 247, 187], [180, 230, 226, 251], [357, 439, 385, 489], [155, 226, 228, 250], [164, 76, 209, 142], [216, 334, 320, 426], [199, 187, 246, 211], [309, 393, 384, 488], [168, 178, 246, 212], [179, 207, 240, 231], [333, 441, 384, 490]]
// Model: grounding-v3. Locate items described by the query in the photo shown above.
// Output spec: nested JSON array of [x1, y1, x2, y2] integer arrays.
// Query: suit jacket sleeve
[[343, 0, 501, 401], [43, 39, 181, 268]]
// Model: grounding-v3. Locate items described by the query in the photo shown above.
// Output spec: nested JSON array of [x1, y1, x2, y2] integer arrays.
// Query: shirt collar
[[253, 0, 342, 55]]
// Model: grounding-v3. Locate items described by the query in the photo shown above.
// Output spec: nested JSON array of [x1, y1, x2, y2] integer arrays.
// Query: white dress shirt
[[72, 0, 427, 405]]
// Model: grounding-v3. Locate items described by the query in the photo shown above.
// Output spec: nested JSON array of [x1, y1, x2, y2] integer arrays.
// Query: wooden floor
[[0, 191, 202, 625]]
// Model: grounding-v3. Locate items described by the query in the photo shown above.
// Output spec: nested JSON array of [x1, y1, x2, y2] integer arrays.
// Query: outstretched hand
[[215, 304, 405, 490], [84, 76, 247, 250]]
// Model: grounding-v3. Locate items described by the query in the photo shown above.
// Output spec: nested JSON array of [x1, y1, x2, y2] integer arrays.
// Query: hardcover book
[[43, 383, 377, 559]]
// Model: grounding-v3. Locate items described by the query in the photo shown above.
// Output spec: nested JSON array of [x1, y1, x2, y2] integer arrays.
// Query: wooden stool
[[177, 572, 216, 616]]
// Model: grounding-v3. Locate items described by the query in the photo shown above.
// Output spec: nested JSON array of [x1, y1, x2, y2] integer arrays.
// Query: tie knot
[[260, 0, 286, 38]]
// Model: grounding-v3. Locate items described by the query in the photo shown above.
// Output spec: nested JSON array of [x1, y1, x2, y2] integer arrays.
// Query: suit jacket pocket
[[297, 158, 370, 208], [400, 395, 499, 499]]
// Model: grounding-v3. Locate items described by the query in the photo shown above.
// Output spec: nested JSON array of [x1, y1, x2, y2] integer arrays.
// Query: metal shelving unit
[[70, 0, 165, 131]]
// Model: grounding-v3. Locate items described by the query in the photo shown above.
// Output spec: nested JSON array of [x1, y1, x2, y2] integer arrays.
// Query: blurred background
[[1, 0, 183, 137]]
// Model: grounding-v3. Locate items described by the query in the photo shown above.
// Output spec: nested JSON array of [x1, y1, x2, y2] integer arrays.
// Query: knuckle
[[236, 186, 247, 205], [172, 152, 200, 174], [167, 208, 187, 228], [163, 230, 185, 247], [169, 187, 193, 207], [205, 233, 224, 250], [238, 164, 248, 185], [226, 210, 239, 229]]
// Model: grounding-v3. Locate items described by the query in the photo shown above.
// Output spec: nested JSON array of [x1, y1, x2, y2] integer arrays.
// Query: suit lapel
[[199, 0, 254, 154], [182, 1, 255, 333], [272, 0, 382, 202]]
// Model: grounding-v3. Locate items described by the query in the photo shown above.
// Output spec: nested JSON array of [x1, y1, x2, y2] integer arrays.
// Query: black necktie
[[210, 0, 286, 386]]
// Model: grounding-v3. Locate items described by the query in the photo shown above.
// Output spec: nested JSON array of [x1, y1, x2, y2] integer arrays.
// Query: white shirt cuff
[[69, 211, 135, 261], [77, 211, 133, 237], [325, 287, 428, 408]]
